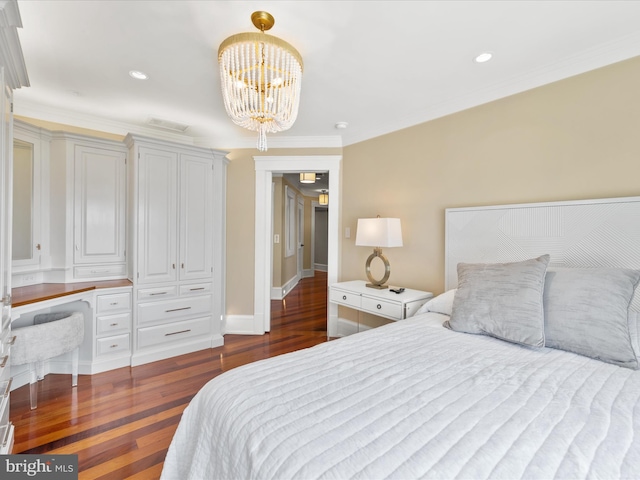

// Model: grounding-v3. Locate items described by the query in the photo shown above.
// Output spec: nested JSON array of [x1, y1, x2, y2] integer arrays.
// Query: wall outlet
[[274, 234, 280, 244]]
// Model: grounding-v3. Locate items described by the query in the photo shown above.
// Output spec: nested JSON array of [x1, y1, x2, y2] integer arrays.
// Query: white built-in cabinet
[[125, 134, 227, 366], [50, 133, 128, 282], [0, 71, 16, 455], [0, 0, 30, 454]]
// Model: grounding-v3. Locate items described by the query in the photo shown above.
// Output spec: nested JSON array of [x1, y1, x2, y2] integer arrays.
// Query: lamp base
[[364, 248, 391, 289]]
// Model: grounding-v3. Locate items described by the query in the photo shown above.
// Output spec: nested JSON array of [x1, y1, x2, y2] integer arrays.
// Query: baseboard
[[224, 315, 262, 335], [271, 274, 300, 300], [211, 333, 224, 348], [130, 337, 213, 367]]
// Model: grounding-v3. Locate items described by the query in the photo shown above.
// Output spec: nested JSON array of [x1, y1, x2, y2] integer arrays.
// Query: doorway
[[254, 155, 341, 336]]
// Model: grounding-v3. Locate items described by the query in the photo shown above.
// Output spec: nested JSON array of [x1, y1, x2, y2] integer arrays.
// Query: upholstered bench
[[11, 311, 85, 409]]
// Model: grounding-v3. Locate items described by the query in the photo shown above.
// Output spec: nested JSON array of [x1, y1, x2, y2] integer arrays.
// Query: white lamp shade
[[355, 218, 403, 248]]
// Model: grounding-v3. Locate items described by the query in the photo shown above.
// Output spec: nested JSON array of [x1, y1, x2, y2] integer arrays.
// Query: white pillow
[[415, 289, 457, 316]]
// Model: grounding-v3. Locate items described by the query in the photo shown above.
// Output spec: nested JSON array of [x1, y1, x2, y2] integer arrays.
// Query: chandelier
[[218, 11, 303, 151]]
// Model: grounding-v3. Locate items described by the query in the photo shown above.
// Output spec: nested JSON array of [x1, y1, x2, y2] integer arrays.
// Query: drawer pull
[[165, 329, 191, 337], [110, 344, 119, 349], [109, 302, 119, 306], [2, 378, 12, 397], [150, 292, 168, 296], [8, 336, 16, 346], [110, 323, 120, 327], [91, 269, 110, 273], [0, 356, 7, 368], [190, 287, 205, 291], [377, 304, 382, 310], [342, 295, 347, 300], [165, 306, 191, 313]]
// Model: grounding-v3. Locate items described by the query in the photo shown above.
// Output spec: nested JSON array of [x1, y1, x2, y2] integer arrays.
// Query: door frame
[[254, 155, 341, 334], [296, 195, 304, 280]]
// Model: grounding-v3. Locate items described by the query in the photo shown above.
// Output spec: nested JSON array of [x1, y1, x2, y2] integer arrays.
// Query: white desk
[[330, 280, 432, 322]]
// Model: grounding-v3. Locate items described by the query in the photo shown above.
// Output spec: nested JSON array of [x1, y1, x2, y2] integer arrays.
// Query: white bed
[[161, 197, 640, 480]]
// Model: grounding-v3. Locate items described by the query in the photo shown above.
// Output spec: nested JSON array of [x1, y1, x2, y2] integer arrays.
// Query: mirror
[[12, 138, 34, 261]]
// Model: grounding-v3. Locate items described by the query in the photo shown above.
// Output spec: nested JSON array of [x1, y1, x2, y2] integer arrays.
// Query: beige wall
[[341, 56, 640, 296]]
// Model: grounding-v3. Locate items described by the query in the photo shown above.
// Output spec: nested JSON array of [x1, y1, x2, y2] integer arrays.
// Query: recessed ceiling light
[[474, 52, 493, 63], [335, 122, 348, 129], [129, 70, 148, 80]]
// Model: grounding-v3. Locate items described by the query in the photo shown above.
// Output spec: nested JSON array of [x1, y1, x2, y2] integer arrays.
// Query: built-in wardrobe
[[9, 125, 228, 386]]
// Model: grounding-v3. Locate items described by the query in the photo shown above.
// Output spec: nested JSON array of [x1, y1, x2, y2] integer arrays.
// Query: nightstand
[[330, 280, 433, 322]]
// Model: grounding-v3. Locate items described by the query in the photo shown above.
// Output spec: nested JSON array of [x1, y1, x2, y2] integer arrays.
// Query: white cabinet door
[[137, 147, 178, 284], [74, 145, 126, 264], [179, 154, 213, 281]]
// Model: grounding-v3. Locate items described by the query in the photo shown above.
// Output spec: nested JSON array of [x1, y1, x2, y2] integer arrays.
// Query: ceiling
[[12, 1, 640, 151]]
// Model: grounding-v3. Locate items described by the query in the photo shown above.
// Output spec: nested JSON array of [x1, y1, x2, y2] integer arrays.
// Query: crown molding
[[0, 0, 29, 89], [15, 99, 344, 150]]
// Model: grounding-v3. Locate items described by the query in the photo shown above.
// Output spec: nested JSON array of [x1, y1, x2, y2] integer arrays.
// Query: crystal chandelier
[[218, 11, 303, 151]]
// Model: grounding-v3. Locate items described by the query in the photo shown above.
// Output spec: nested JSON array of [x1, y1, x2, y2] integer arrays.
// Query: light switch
[[345, 227, 351, 238], [274, 234, 280, 244]]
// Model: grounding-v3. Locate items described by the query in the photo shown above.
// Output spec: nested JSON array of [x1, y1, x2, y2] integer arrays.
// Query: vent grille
[[146, 117, 189, 132]]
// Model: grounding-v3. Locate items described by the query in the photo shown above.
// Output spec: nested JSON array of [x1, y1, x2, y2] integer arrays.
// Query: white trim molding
[[254, 155, 342, 336]]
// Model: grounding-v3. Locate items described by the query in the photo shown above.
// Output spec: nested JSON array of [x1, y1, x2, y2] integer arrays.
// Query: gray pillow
[[543, 268, 640, 369], [445, 255, 550, 347]]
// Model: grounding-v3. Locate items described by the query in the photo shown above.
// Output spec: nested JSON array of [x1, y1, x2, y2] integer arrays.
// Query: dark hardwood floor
[[10, 271, 328, 479]]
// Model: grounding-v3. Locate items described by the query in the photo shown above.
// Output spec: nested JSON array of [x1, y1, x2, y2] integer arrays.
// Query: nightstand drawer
[[330, 288, 361, 309], [361, 296, 402, 320]]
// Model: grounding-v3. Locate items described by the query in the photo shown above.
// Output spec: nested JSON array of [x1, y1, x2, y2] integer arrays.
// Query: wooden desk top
[[12, 279, 133, 308]]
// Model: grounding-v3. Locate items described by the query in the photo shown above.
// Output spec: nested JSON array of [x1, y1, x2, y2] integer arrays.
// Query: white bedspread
[[161, 314, 640, 479]]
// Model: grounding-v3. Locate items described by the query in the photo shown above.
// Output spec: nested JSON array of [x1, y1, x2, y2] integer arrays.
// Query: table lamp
[[355, 217, 403, 289]]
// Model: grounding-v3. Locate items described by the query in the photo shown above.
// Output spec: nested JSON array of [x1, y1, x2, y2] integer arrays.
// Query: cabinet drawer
[[179, 283, 212, 296], [137, 285, 178, 301], [97, 292, 131, 314], [97, 312, 131, 336], [361, 296, 402, 320], [138, 295, 212, 325], [96, 333, 130, 356], [74, 264, 126, 278], [330, 288, 361, 309], [137, 316, 211, 349]]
